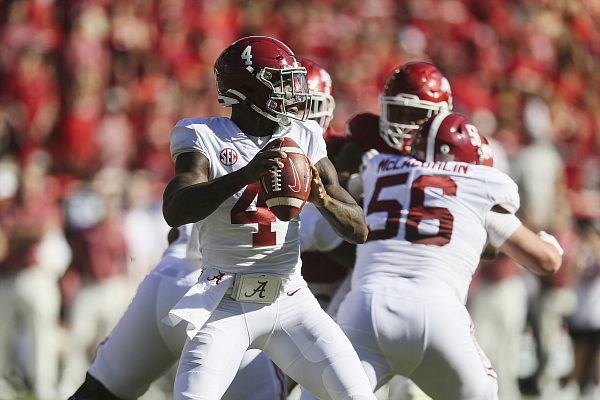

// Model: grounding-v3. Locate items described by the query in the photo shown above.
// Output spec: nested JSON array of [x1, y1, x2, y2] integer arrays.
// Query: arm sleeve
[[169, 120, 209, 162], [484, 210, 522, 248], [486, 169, 521, 214]]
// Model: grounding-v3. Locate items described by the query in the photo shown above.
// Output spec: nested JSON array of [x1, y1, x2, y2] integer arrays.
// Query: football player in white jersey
[[68, 224, 286, 400], [301, 112, 563, 400], [161, 36, 375, 400]]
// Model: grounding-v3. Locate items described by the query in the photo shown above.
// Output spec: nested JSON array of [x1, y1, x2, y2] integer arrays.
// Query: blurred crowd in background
[[0, 0, 599, 399]]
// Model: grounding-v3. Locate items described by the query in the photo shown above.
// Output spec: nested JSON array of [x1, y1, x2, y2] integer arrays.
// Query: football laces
[[271, 160, 282, 191]]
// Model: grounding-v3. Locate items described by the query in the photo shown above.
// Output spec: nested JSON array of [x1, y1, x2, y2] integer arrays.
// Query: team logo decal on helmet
[[214, 36, 312, 126], [412, 112, 488, 165]]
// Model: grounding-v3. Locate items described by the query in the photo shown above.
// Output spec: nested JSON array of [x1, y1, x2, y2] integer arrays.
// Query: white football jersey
[[354, 154, 519, 303], [170, 117, 328, 277]]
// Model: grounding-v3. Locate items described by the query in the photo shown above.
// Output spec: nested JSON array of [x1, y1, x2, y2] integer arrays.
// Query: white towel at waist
[[162, 266, 234, 339]]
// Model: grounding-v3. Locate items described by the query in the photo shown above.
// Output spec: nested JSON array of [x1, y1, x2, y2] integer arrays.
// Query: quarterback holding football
[[161, 36, 374, 400]]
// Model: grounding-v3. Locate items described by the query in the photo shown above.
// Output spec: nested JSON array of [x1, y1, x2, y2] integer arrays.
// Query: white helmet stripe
[[426, 112, 450, 162]]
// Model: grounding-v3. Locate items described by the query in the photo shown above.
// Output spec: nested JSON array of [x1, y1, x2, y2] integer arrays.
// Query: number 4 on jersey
[[230, 183, 277, 247]]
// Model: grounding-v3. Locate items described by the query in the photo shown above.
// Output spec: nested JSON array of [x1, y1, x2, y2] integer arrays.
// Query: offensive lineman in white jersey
[[161, 36, 375, 400], [302, 112, 563, 400], [67, 223, 287, 400]]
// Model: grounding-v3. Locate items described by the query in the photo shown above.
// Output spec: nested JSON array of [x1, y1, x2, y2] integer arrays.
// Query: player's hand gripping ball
[[260, 137, 312, 221]]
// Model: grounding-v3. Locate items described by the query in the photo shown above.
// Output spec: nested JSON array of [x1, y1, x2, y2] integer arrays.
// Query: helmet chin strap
[[226, 89, 282, 125], [246, 100, 282, 123], [247, 99, 294, 126]]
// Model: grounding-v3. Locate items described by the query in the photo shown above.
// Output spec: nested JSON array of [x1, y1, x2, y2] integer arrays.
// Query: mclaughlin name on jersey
[[377, 158, 471, 174]]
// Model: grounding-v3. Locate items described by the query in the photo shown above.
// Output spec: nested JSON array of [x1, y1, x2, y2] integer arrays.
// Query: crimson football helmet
[[297, 58, 335, 131], [214, 36, 311, 126], [412, 112, 487, 165], [380, 62, 452, 153]]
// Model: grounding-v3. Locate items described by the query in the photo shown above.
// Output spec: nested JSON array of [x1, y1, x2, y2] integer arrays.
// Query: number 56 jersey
[[355, 154, 520, 303]]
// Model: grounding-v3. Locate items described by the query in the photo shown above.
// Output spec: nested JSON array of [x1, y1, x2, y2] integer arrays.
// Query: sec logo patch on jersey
[[219, 148, 238, 166], [260, 137, 311, 221]]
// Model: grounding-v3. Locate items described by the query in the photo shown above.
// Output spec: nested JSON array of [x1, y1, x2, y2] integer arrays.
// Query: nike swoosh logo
[[287, 288, 301, 296], [288, 159, 301, 192]]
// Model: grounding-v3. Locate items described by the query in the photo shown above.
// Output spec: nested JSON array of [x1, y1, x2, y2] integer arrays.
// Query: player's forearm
[[498, 226, 562, 276], [316, 188, 368, 244], [163, 170, 248, 227], [310, 158, 368, 244]]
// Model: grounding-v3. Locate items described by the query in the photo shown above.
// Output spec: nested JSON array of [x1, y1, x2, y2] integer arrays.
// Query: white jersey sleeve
[[484, 211, 522, 248], [483, 167, 520, 214], [170, 118, 212, 162]]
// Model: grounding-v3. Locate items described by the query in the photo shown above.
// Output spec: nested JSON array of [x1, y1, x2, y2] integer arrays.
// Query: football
[[260, 137, 312, 221]]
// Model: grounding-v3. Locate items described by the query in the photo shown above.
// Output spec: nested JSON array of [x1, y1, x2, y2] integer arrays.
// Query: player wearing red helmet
[[214, 36, 311, 126], [337, 62, 453, 198], [380, 62, 452, 154], [411, 112, 486, 165], [162, 37, 375, 400], [297, 112, 563, 399]]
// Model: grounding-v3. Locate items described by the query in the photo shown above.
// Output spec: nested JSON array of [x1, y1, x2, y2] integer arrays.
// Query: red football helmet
[[380, 62, 453, 153], [214, 36, 311, 126], [412, 112, 487, 165], [297, 58, 335, 131]]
